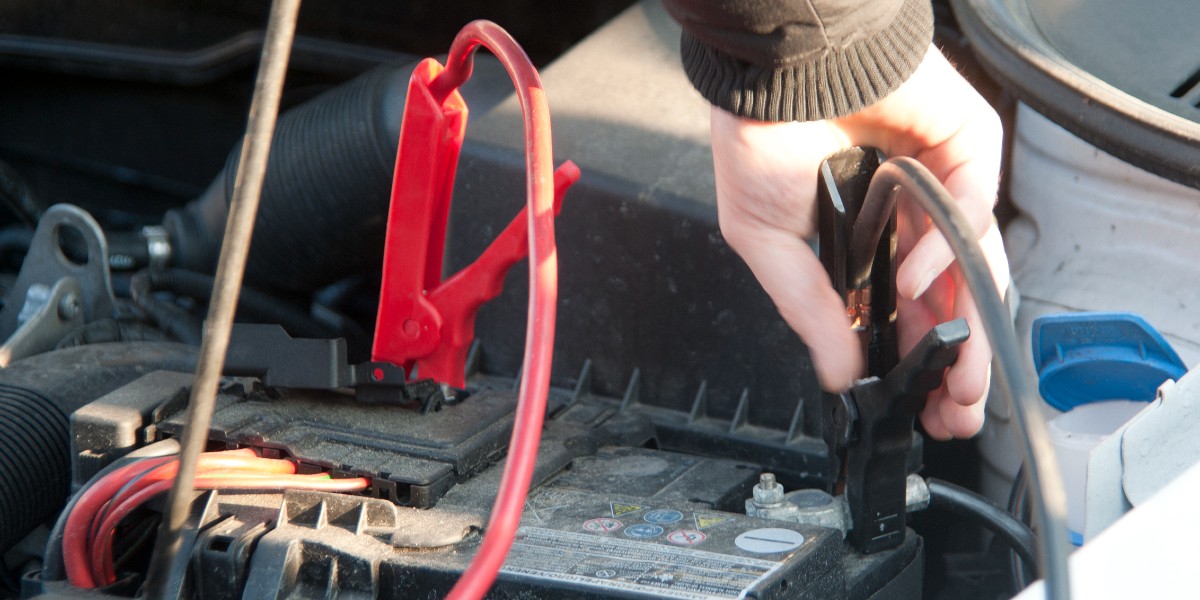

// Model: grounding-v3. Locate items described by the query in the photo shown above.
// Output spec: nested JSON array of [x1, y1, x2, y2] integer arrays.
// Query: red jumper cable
[[368, 21, 575, 600], [370, 35, 577, 388]]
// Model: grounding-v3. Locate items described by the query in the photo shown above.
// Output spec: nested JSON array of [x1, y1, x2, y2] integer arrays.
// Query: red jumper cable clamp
[[370, 50, 579, 389], [372, 22, 571, 599]]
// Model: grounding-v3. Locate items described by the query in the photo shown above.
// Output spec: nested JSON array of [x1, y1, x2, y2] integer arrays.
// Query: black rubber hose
[[131, 268, 338, 339], [54, 318, 172, 349], [162, 63, 409, 292], [927, 478, 1038, 572], [129, 271, 203, 345], [0, 226, 32, 257], [0, 343, 195, 557]]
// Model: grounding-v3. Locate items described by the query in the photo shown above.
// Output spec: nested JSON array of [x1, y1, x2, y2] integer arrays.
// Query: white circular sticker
[[734, 528, 805, 553]]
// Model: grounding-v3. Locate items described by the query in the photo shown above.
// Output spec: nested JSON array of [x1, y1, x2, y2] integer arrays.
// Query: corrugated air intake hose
[[0, 342, 195, 554], [162, 63, 409, 293]]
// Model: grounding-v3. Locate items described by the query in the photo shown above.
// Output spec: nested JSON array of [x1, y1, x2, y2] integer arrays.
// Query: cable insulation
[[927, 478, 1037, 571], [865, 158, 1070, 599], [430, 21, 558, 600], [1008, 464, 1034, 591], [91, 474, 368, 585], [63, 448, 368, 588]]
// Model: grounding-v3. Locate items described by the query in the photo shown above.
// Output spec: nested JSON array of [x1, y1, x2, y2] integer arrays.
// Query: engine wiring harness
[[63, 449, 369, 589]]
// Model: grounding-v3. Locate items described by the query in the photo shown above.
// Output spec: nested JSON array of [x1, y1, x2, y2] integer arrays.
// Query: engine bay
[[5, 0, 1166, 598]]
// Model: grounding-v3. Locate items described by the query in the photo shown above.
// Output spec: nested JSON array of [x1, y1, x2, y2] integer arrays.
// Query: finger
[[895, 188, 930, 260], [938, 387, 988, 438], [896, 293, 937, 358], [944, 268, 993, 407], [896, 156, 1000, 299], [919, 394, 954, 441], [922, 270, 957, 325], [720, 218, 863, 391], [709, 107, 847, 237]]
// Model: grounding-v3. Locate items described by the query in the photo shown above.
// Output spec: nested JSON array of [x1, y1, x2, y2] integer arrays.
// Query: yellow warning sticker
[[609, 503, 645, 518], [693, 513, 734, 530]]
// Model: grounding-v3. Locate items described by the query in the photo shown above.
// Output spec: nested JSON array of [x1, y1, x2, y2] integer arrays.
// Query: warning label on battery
[[501, 527, 781, 599]]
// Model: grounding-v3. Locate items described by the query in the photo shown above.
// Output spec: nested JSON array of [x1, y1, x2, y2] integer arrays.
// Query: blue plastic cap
[[1032, 313, 1187, 412]]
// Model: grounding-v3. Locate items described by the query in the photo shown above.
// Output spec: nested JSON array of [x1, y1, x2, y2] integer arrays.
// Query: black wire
[[865, 158, 1071, 599], [128, 271, 204, 345], [54, 318, 172, 349], [133, 268, 338, 339], [928, 478, 1038, 571], [0, 227, 32, 258], [1008, 464, 1034, 591], [0, 145, 203, 200], [128, 268, 345, 345], [113, 514, 161, 573], [91, 459, 172, 546]]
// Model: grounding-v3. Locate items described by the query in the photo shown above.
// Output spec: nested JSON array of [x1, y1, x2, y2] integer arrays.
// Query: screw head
[[57, 293, 80, 320]]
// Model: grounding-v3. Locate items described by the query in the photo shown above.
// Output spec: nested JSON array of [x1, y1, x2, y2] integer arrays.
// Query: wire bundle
[[63, 449, 368, 589]]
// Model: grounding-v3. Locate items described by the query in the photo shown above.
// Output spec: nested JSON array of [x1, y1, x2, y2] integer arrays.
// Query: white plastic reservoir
[[977, 103, 1200, 508]]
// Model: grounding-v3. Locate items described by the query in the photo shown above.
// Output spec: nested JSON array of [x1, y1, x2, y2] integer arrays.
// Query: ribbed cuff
[[679, 0, 934, 122]]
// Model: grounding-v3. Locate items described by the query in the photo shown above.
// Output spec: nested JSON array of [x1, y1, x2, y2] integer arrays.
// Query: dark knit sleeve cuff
[[679, 0, 934, 122]]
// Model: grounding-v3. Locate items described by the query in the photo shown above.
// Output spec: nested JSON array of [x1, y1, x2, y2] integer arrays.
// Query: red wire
[[64, 449, 291, 588], [430, 21, 558, 600], [87, 455, 300, 584], [84, 453, 291, 560], [90, 474, 370, 586], [64, 456, 176, 588], [70, 21, 560, 596]]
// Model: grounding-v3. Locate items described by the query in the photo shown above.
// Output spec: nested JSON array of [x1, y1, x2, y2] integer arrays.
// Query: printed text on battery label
[[502, 527, 782, 600]]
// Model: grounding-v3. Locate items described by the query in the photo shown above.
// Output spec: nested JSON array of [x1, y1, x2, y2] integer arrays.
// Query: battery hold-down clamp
[[817, 147, 969, 554]]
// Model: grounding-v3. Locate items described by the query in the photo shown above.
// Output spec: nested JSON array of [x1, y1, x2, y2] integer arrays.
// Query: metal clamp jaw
[[817, 148, 969, 554]]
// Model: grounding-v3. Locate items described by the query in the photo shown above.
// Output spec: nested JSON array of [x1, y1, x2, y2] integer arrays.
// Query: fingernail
[[912, 269, 937, 299]]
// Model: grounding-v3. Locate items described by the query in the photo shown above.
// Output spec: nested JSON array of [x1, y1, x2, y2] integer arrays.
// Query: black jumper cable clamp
[[817, 148, 970, 554]]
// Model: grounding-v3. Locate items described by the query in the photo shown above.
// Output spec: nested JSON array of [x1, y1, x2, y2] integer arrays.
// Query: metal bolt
[[57, 293, 80, 320], [905, 474, 931, 513], [752, 472, 785, 507]]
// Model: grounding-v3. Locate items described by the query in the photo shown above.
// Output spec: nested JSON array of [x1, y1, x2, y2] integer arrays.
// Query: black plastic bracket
[[224, 323, 453, 413]]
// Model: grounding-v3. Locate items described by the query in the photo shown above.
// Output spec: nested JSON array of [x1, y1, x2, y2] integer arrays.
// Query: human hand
[[710, 45, 1009, 439]]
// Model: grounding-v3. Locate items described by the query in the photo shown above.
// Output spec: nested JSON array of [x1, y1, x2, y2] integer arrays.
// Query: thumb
[[720, 219, 862, 391]]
